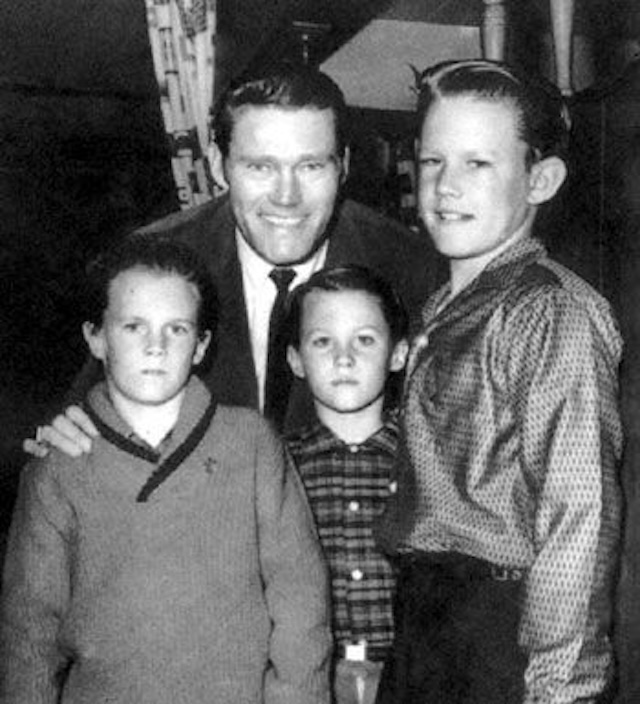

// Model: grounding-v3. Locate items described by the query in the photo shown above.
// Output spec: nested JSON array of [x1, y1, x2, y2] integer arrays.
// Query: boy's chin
[[318, 395, 384, 417], [108, 381, 188, 410]]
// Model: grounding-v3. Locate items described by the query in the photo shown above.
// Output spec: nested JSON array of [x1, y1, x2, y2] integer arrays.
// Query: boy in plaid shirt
[[285, 265, 409, 704]]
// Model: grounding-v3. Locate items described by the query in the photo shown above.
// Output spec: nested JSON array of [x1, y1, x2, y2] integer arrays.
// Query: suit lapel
[[205, 208, 259, 409]]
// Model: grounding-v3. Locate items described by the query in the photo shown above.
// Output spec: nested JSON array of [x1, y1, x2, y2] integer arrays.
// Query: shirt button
[[349, 501, 360, 512], [388, 481, 397, 494], [348, 444, 359, 454], [351, 569, 364, 581]]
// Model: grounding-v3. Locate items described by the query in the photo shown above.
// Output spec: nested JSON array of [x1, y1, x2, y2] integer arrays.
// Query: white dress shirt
[[236, 232, 328, 410]]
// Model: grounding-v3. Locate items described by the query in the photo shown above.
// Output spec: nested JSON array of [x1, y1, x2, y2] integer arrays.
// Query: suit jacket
[[72, 197, 437, 432]]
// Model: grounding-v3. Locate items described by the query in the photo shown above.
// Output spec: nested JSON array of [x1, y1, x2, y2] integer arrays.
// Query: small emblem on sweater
[[204, 457, 217, 474]]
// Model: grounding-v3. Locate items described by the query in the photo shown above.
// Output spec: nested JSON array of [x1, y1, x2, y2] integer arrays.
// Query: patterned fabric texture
[[286, 418, 399, 663], [378, 237, 623, 704], [145, 0, 220, 207]]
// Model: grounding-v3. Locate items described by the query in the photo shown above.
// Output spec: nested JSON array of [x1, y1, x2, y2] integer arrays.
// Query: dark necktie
[[264, 267, 296, 430]]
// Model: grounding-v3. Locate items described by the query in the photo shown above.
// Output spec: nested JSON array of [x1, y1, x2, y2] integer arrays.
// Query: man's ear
[[389, 338, 409, 373], [527, 156, 567, 206], [193, 330, 212, 366], [287, 345, 306, 379], [82, 322, 107, 361], [207, 142, 229, 193]]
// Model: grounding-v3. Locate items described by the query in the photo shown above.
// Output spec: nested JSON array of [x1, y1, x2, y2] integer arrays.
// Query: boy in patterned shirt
[[376, 59, 622, 704], [285, 265, 409, 704]]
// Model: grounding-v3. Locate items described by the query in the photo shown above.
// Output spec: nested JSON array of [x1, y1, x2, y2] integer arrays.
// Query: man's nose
[[271, 168, 302, 206]]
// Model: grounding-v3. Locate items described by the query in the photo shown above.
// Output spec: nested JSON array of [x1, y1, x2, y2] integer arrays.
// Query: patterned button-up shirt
[[378, 238, 623, 704], [286, 419, 399, 663]]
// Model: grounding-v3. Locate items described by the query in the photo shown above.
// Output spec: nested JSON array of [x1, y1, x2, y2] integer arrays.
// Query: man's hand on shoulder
[[23, 406, 99, 459]]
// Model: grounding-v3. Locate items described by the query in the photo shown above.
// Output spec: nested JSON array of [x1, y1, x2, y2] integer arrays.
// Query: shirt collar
[[235, 229, 328, 289], [86, 376, 212, 456], [479, 236, 546, 284], [292, 415, 400, 457], [424, 237, 547, 325]]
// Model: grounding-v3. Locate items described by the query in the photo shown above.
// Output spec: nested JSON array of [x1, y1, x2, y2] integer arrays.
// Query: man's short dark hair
[[84, 234, 218, 338], [212, 65, 349, 158], [286, 265, 408, 349], [414, 59, 570, 166]]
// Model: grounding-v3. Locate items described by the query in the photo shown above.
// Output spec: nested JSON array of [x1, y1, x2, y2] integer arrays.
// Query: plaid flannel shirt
[[286, 418, 399, 663]]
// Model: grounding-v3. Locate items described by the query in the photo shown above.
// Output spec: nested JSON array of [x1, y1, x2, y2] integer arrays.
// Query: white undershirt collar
[[235, 231, 328, 410]]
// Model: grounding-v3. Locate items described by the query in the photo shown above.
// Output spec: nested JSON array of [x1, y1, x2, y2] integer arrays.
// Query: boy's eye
[[246, 161, 272, 174], [311, 336, 331, 349], [357, 334, 376, 347], [169, 321, 197, 336], [169, 324, 190, 335], [468, 159, 490, 169], [123, 322, 142, 333]]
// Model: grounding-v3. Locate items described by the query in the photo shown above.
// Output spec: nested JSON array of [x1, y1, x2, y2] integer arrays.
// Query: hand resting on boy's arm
[[23, 405, 98, 458]]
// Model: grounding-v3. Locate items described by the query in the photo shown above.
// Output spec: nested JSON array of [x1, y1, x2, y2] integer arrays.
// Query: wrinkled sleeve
[[506, 291, 622, 704], [254, 419, 332, 704], [1, 460, 73, 704]]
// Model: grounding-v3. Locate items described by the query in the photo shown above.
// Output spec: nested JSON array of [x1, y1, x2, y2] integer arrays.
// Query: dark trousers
[[376, 552, 526, 704]]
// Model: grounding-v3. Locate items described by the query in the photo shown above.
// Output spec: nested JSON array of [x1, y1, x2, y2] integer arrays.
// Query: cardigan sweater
[[1, 378, 331, 704]]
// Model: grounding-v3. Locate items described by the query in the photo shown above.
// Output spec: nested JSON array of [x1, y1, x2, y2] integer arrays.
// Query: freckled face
[[84, 268, 210, 409], [418, 96, 537, 281], [223, 106, 347, 265]]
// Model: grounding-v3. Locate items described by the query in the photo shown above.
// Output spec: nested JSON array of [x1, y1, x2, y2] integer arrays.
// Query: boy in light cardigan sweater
[[0, 236, 331, 704]]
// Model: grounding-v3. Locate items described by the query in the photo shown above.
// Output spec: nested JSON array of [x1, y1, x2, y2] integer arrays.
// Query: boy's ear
[[287, 345, 306, 379], [193, 330, 212, 366], [82, 321, 107, 361], [389, 338, 409, 372], [527, 156, 567, 206]]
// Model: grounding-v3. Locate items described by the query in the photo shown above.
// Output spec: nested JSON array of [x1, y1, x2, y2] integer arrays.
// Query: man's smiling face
[[223, 105, 348, 266]]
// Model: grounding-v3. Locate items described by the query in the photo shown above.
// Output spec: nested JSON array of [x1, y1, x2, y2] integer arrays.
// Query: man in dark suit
[[27, 66, 435, 456]]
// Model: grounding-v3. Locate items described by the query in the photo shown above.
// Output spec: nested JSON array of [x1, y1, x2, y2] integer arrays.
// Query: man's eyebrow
[[235, 152, 341, 166], [234, 154, 273, 162]]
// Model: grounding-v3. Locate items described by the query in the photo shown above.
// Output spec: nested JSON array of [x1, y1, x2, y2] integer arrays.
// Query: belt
[[338, 641, 388, 663], [400, 551, 525, 582], [489, 565, 525, 581]]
